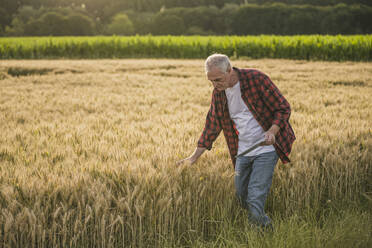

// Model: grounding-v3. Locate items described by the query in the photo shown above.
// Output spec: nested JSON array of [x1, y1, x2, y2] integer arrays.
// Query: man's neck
[[229, 70, 240, 87]]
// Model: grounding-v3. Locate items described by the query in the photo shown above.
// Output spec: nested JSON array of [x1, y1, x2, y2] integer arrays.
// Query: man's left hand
[[263, 131, 276, 146], [262, 124, 279, 146]]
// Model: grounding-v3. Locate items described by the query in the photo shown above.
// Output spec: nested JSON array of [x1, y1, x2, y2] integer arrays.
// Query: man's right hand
[[176, 157, 197, 166], [176, 147, 206, 166]]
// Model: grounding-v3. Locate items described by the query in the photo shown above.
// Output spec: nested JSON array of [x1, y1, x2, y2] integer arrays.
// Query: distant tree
[[15, 5, 40, 23], [126, 10, 155, 35], [101, 2, 130, 24], [220, 3, 240, 34], [0, 8, 9, 32], [350, 4, 372, 34], [23, 18, 44, 36], [38, 12, 69, 36], [185, 26, 215, 35], [5, 18, 25, 36], [106, 13, 135, 35], [284, 6, 319, 34], [5, 5, 41, 36], [4, 6, 96, 36], [66, 13, 96, 35], [214, 0, 227, 8], [318, 3, 355, 35], [154, 6, 223, 35], [152, 13, 186, 35], [181, 6, 222, 34], [0, 0, 20, 28]]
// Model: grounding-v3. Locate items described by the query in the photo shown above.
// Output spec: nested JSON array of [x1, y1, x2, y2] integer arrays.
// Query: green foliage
[[5, 8, 96, 37], [1, 0, 372, 32], [0, 35, 371, 61], [126, 11, 155, 35], [152, 14, 186, 35], [13, 5, 40, 24], [153, 6, 226, 35], [180, 6, 222, 34], [0, 8, 10, 33], [220, 4, 240, 35], [2, 2, 372, 36], [186, 26, 215, 36], [105, 13, 134, 36], [231, 3, 372, 35], [38, 12, 67, 36], [65, 13, 96, 36]]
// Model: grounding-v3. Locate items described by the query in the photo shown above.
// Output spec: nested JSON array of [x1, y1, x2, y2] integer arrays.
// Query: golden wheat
[[0, 59, 371, 247]]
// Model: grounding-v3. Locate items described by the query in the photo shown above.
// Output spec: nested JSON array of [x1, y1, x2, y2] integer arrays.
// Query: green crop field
[[1, 35, 371, 61], [0, 58, 371, 247]]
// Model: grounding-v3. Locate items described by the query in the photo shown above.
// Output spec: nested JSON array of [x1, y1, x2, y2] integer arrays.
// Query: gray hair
[[205, 54, 231, 73]]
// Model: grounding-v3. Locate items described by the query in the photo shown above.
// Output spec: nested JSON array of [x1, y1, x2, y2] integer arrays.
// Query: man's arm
[[260, 75, 291, 130], [176, 147, 206, 165], [177, 92, 222, 166], [258, 74, 291, 146]]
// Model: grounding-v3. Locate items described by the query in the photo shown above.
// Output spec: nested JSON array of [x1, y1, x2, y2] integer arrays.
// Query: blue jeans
[[235, 151, 279, 229]]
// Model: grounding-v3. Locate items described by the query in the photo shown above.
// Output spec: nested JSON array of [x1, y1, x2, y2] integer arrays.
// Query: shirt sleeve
[[259, 74, 291, 130], [197, 92, 222, 150]]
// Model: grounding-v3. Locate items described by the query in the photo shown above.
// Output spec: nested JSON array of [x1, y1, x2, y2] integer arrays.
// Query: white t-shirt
[[225, 81, 275, 156]]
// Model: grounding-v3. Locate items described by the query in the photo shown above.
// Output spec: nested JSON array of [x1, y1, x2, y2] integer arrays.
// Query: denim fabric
[[235, 151, 279, 228]]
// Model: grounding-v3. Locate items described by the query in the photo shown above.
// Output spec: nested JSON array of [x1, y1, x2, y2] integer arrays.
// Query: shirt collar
[[233, 66, 249, 90], [232, 66, 241, 78]]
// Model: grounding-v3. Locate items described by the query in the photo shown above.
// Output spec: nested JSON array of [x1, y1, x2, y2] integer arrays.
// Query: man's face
[[207, 67, 231, 92]]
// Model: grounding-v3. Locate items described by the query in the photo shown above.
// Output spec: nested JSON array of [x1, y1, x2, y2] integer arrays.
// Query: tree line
[[1, 1, 371, 36]]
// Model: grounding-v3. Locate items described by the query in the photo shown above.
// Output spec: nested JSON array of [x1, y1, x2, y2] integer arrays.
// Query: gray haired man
[[177, 54, 296, 230]]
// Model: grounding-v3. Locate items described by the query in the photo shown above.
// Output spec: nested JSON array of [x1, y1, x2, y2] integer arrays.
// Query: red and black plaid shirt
[[198, 67, 296, 167]]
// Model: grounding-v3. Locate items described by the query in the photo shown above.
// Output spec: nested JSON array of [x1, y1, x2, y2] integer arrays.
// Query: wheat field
[[0, 59, 371, 247]]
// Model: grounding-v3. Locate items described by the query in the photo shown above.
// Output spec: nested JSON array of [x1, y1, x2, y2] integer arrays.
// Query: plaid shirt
[[197, 67, 296, 167]]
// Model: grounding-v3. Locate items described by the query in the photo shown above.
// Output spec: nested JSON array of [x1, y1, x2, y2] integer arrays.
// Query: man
[[177, 54, 296, 230]]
